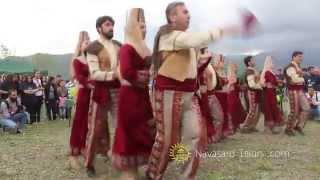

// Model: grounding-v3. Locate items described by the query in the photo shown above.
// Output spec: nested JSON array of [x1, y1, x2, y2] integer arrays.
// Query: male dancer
[[241, 56, 262, 133], [85, 15, 121, 177], [284, 51, 310, 136], [147, 2, 257, 179]]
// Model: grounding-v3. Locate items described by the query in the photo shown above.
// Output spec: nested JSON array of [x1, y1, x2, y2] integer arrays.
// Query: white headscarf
[[124, 8, 151, 58], [260, 56, 274, 86], [212, 54, 226, 77], [227, 63, 238, 87]]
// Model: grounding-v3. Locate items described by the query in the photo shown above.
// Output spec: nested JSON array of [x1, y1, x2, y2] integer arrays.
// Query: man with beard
[[84, 16, 121, 177], [0, 89, 27, 133]]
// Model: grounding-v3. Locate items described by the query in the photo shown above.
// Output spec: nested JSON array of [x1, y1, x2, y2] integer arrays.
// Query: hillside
[[0, 53, 72, 78]]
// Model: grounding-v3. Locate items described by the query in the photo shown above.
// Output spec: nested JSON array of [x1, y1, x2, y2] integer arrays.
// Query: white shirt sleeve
[[206, 65, 217, 91], [247, 75, 262, 89], [87, 53, 114, 81], [173, 29, 223, 49], [286, 67, 305, 83]]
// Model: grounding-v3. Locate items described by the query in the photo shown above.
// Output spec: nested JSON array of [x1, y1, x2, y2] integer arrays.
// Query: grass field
[[0, 119, 320, 180]]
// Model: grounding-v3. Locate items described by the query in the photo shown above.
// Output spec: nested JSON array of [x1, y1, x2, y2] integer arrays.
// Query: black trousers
[[25, 103, 36, 124], [46, 99, 58, 120], [34, 96, 43, 123]]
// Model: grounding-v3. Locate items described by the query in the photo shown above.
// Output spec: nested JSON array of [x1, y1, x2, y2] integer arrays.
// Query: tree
[[0, 44, 14, 59]]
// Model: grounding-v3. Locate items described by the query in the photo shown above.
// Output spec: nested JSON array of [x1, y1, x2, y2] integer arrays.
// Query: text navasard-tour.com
[[195, 149, 292, 159]]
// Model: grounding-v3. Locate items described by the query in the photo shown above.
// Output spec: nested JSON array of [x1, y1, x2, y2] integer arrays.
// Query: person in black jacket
[[44, 77, 59, 120], [21, 75, 38, 124]]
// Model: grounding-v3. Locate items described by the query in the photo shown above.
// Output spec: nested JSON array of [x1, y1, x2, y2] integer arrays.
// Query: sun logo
[[169, 143, 191, 164]]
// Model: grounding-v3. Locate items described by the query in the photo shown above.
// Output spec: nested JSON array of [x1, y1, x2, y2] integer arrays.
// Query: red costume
[[112, 44, 155, 170], [69, 58, 91, 156], [84, 38, 121, 169], [214, 72, 234, 138], [228, 80, 247, 131], [262, 71, 284, 129]]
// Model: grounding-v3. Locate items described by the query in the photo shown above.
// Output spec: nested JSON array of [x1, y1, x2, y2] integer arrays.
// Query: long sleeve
[[247, 74, 262, 89], [159, 29, 223, 51], [265, 71, 278, 86], [205, 65, 217, 91], [120, 46, 138, 84], [87, 53, 114, 81], [286, 67, 304, 84], [44, 86, 48, 100], [174, 30, 222, 49], [0, 102, 10, 119], [73, 60, 90, 86]]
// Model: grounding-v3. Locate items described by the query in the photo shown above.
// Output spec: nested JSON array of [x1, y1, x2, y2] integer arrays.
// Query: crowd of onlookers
[[0, 71, 75, 134], [1, 65, 319, 134], [273, 66, 320, 120]]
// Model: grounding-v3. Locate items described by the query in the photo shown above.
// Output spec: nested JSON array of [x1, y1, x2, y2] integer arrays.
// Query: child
[[57, 80, 68, 120]]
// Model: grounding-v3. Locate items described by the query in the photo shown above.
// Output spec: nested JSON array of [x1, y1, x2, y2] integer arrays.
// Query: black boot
[[284, 129, 295, 136], [86, 166, 96, 178], [294, 126, 305, 135]]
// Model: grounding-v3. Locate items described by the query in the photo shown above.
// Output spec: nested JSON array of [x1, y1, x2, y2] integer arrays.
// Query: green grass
[[1, 120, 320, 180]]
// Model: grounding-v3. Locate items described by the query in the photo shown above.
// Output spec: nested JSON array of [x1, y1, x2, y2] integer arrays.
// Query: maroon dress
[[263, 71, 284, 129], [112, 44, 155, 170], [198, 72, 216, 144], [228, 81, 247, 131], [69, 59, 91, 156], [214, 76, 234, 138]]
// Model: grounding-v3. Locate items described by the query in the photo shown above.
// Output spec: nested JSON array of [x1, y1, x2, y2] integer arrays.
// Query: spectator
[[0, 98, 18, 133], [0, 74, 20, 99], [12, 74, 22, 95], [0, 74, 6, 83], [306, 88, 320, 120], [21, 75, 38, 124], [41, 75, 48, 87], [44, 77, 59, 120], [0, 89, 27, 133], [18, 74, 25, 84], [57, 80, 68, 120], [309, 67, 320, 91], [276, 68, 284, 80], [33, 71, 44, 123], [55, 74, 62, 85]]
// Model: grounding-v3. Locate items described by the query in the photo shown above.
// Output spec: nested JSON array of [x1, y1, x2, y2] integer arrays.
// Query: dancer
[[284, 51, 310, 136], [212, 54, 234, 138], [227, 63, 247, 132], [111, 8, 156, 180], [85, 15, 121, 177], [68, 31, 92, 170], [260, 56, 284, 134], [241, 56, 262, 133], [146, 2, 257, 179], [198, 48, 218, 144]]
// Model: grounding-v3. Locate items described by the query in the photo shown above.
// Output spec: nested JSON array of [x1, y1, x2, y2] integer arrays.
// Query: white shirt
[[33, 78, 43, 96]]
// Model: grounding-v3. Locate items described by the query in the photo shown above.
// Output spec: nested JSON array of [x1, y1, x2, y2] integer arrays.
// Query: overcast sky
[[0, 0, 319, 56]]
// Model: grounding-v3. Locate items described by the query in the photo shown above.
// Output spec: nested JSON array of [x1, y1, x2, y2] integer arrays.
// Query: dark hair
[[292, 51, 303, 59], [48, 76, 55, 84], [165, 1, 185, 23], [244, 56, 253, 67], [200, 47, 208, 54], [308, 66, 315, 72], [4, 74, 15, 84], [96, 16, 115, 33], [8, 89, 17, 95]]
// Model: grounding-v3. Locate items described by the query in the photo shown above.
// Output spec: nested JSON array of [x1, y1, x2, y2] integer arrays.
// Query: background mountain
[[0, 53, 72, 78], [0, 48, 317, 80]]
